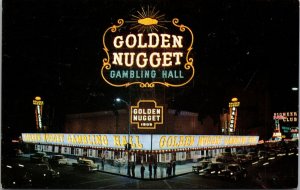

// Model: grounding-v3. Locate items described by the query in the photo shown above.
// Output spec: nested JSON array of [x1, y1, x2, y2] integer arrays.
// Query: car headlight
[[230, 172, 233, 175]]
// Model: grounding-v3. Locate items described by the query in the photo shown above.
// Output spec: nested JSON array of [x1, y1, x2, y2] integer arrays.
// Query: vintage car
[[30, 152, 50, 163], [73, 158, 98, 172], [2, 162, 32, 188], [198, 162, 226, 177], [234, 154, 249, 165], [50, 155, 68, 165], [215, 152, 235, 163], [192, 160, 211, 174], [223, 163, 247, 181], [246, 152, 259, 162], [30, 163, 60, 187]]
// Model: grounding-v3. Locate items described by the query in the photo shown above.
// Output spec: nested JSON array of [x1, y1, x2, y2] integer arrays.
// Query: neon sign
[[273, 112, 298, 122], [33, 96, 44, 130], [22, 133, 259, 150], [102, 7, 194, 88], [130, 100, 163, 129], [228, 97, 240, 133]]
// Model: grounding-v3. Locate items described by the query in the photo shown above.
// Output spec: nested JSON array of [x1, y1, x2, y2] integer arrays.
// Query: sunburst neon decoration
[[127, 6, 170, 32]]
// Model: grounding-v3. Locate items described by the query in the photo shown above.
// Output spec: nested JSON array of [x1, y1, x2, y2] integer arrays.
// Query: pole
[[127, 102, 131, 176]]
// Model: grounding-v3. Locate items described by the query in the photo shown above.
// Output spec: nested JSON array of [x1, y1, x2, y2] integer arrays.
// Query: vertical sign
[[228, 97, 240, 134], [33, 96, 44, 130]]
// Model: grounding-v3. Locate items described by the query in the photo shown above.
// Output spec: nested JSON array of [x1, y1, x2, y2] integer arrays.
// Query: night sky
[[2, 0, 299, 137]]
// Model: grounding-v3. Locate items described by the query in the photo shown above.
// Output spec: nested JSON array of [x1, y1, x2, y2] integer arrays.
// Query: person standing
[[101, 157, 105, 170], [172, 160, 176, 176], [166, 163, 171, 177], [169, 162, 172, 177], [149, 162, 153, 179], [141, 164, 145, 179], [153, 162, 157, 179], [131, 162, 135, 178]]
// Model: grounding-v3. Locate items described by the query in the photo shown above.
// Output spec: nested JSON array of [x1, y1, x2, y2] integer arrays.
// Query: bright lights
[[292, 87, 298, 91]]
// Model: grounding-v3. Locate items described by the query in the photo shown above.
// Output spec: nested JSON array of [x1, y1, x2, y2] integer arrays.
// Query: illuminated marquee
[[102, 7, 194, 88], [21, 133, 259, 150], [130, 100, 163, 129]]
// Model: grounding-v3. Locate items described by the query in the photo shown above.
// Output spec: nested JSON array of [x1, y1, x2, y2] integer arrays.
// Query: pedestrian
[[172, 160, 176, 176], [101, 157, 105, 170], [149, 162, 153, 179], [169, 162, 172, 176], [131, 162, 135, 178], [127, 162, 131, 176], [166, 163, 171, 177], [141, 164, 145, 179], [153, 162, 157, 179]]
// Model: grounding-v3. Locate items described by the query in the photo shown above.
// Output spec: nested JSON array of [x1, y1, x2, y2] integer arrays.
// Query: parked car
[[216, 152, 235, 163], [192, 160, 211, 174], [198, 162, 226, 177], [234, 154, 249, 165], [246, 152, 259, 162], [30, 163, 60, 187], [73, 158, 98, 172], [30, 152, 49, 163], [50, 155, 68, 165], [2, 163, 32, 188], [223, 163, 247, 181]]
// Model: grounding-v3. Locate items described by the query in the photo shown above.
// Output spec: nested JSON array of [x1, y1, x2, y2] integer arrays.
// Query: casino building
[[22, 108, 259, 165]]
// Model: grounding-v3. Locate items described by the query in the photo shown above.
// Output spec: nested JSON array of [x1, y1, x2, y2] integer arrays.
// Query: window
[[74, 148, 83, 156], [88, 149, 97, 157]]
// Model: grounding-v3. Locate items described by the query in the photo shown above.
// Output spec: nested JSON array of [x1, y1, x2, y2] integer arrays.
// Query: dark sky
[[2, 0, 299, 135]]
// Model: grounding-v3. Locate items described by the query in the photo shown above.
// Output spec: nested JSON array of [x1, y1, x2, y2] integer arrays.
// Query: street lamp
[[115, 98, 131, 176]]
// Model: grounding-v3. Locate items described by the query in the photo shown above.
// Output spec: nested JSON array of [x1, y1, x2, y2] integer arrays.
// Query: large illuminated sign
[[102, 7, 194, 88], [273, 112, 298, 122], [22, 133, 259, 150], [228, 98, 240, 133], [33, 96, 44, 130], [130, 100, 163, 129]]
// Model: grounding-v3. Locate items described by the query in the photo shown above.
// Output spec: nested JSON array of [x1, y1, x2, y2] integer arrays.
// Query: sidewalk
[[21, 154, 194, 180], [96, 162, 194, 180]]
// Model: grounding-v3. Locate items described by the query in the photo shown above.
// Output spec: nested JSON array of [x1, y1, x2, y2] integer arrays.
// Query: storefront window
[[74, 148, 83, 156]]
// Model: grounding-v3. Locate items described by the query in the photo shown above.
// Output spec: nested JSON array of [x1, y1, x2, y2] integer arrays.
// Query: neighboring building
[[64, 109, 219, 135]]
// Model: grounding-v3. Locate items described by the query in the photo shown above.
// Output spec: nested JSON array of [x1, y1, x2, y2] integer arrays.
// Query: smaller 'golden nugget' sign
[[130, 100, 163, 129]]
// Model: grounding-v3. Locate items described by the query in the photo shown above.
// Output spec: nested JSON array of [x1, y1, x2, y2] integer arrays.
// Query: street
[[2, 153, 297, 189]]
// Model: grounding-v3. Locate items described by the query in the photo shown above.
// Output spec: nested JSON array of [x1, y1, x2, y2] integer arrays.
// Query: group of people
[[140, 162, 158, 179], [139, 160, 176, 179], [166, 160, 176, 177]]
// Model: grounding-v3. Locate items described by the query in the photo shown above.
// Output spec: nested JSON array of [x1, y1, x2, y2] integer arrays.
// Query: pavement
[[95, 161, 194, 180], [21, 153, 194, 180]]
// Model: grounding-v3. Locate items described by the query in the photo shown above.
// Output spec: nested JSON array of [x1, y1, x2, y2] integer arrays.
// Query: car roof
[[227, 163, 239, 166]]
